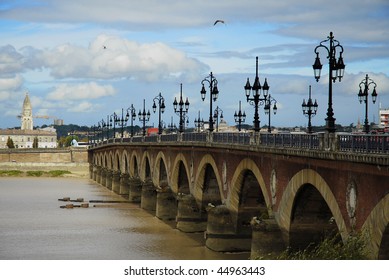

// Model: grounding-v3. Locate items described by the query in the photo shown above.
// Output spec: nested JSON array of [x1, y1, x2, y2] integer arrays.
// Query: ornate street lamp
[[103, 115, 110, 139], [302, 85, 318, 134], [114, 108, 129, 138], [152, 92, 166, 135], [98, 119, 105, 141], [234, 101, 246, 131], [200, 72, 219, 132], [138, 99, 150, 136], [126, 104, 137, 137], [213, 106, 223, 132], [110, 113, 117, 138], [358, 74, 377, 133], [313, 31, 345, 133], [173, 83, 190, 133], [194, 111, 204, 132], [264, 94, 277, 133], [244, 56, 270, 132]]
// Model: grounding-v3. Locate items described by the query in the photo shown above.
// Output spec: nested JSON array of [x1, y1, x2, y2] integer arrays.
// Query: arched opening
[[145, 158, 151, 180], [202, 163, 222, 208], [177, 161, 189, 194], [379, 223, 389, 259], [237, 170, 266, 235], [133, 157, 139, 177], [289, 183, 338, 250], [124, 155, 128, 174], [116, 155, 120, 172], [159, 158, 168, 186]]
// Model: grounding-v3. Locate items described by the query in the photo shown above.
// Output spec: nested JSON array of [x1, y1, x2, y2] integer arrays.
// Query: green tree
[[6, 137, 15, 148], [33, 137, 38, 148]]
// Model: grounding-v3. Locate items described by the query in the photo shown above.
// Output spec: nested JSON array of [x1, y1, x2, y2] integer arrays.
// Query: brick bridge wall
[[89, 142, 389, 259]]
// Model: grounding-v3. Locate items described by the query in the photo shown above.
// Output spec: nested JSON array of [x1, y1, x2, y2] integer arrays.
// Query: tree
[[6, 137, 15, 148], [33, 137, 38, 148]]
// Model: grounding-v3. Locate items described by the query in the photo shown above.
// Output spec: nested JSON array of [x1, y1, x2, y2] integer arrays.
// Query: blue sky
[[0, 0, 388, 130]]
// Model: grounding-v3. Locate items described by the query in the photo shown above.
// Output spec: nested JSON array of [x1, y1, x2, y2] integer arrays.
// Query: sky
[[0, 0, 388, 130]]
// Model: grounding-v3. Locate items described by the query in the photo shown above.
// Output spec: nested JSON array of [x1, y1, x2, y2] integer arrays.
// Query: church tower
[[21, 92, 33, 130]]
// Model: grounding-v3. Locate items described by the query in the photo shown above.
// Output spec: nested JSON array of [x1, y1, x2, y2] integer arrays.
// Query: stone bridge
[[88, 132, 389, 259]]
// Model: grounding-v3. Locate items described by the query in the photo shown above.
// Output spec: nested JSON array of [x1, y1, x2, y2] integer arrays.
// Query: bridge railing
[[338, 133, 389, 154], [91, 131, 389, 154], [260, 133, 320, 149], [212, 132, 251, 145]]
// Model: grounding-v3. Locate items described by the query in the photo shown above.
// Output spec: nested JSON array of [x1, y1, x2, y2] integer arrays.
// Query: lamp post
[[103, 115, 110, 139], [302, 85, 318, 134], [167, 116, 177, 133], [358, 74, 377, 133], [234, 101, 246, 131], [200, 72, 219, 132], [173, 83, 190, 133], [98, 119, 105, 141], [110, 113, 117, 138], [244, 56, 269, 132], [114, 108, 129, 138], [264, 94, 277, 133], [138, 99, 150, 136], [312, 31, 345, 133], [126, 104, 137, 137], [213, 106, 223, 132], [152, 92, 165, 135], [194, 111, 204, 132]]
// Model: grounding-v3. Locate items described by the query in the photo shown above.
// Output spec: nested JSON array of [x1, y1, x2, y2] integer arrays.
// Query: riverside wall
[[0, 147, 89, 176]]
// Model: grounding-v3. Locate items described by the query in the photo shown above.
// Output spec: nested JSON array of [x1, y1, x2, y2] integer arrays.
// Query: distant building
[[0, 93, 57, 149], [379, 108, 389, 129]]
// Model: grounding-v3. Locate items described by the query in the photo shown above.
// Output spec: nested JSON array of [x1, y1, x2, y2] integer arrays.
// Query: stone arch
[[277, 168, 348, 243], [153, 151, 169, 187], [193, 154, 223, 206], [103, 152, 109, 168], [121, 150, 130, 174], [228, 158, 271, 215], [139, 151, 152, 181], [114, 150, 121, 171], [129, 150, 140, 178], [362, 194, 389, 259], [171, 153, 191, 195]]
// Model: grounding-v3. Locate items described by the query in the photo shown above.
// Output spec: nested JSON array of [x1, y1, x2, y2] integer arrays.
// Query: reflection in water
[[0, 177, 249, 260]]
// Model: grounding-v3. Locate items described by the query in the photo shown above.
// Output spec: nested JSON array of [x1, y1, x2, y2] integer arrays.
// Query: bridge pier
[[250, 218, 285, 259], [205, 205, 251, 252], [96, 166, 102, 184], [106, 170, 113, 190], [112, 171, 121, 194], [128, 177, 142, 202], [176, 194, 207, 232], [89, 164, 94, 180], [140, 179, 157, 212], [101, 167, 107, 186], [156, 187, 177, 221], [119, 173, 130, 195]]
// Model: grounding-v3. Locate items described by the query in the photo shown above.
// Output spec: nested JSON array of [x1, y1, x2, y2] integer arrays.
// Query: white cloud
[[0, 75, 23, 91], [46, 82, 116, 101]]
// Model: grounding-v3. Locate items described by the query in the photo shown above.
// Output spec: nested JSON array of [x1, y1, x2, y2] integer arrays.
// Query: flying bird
[[213, 20, 225, 26]]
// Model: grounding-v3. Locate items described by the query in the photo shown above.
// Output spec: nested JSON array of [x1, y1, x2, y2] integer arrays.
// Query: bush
[[26, 171, 44, 177], [277, 232, 370, 260], [0, 170, 23, 176], [47, 170, 71, 177]]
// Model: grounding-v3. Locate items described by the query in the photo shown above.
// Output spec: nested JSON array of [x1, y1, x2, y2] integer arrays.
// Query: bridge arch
[[114, 150, 121, 171], [120, 150, 130, 174], [228, 158, 270, 215], [171, 153, 191, 194], [277, 168, 347, 246], [129, 150, 140, 178], [193, 154, 223, 207], [153, 151, 169, 187], [362, 194, 389, 259], [139, 151, 152, 181]]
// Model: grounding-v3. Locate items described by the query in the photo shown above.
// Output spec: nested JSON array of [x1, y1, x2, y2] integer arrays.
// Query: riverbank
[[0, 162, 89, 178]]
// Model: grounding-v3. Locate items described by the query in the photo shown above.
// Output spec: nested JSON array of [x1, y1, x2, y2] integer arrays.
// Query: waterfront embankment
[[0, 147, 89, 177]]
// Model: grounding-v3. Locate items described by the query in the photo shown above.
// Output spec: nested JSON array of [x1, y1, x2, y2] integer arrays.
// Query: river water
[[0, 177, 249, 260]]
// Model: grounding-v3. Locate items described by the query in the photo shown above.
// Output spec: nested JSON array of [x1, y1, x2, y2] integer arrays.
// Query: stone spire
[[21, 92, 33, 130]]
